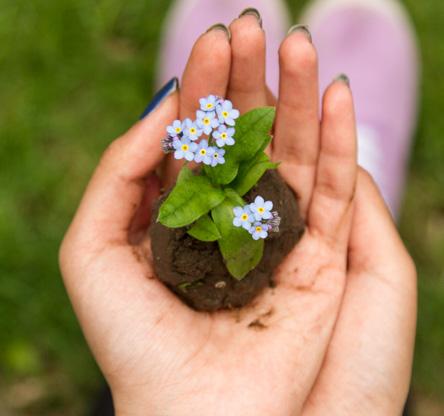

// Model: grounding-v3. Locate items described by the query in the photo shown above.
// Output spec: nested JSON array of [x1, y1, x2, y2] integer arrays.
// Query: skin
[[59, 14, 417, 416]]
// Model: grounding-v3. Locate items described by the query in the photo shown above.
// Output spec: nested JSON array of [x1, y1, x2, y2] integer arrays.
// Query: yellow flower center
[[203, 118, 210, 125], [190, 128, 196, 134], [175, 127, 181, 133], [241, 214, 248, 221], [222, 111, 229, 118], [258, 207, 265, 213], [200, 149, 207, 155], [181, 144, 189, 151], [206, 103, 213, 109], [256, 226, 262, 232], [221, 133, 227, 139], [214, 153, 218, 158]]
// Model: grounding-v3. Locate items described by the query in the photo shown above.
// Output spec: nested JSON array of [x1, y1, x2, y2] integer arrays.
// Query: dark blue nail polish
[[139, 77, 179, 119]]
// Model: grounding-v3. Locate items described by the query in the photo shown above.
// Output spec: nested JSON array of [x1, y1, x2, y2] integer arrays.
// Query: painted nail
[[239, 7, 263, 28], [205, 23, 231, 41], [334, 73, 350, 87], [139, 77, 179, 119], [287, 24, 312, 43]]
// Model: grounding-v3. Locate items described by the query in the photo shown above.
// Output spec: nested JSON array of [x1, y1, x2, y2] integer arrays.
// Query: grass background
[[0, 0, 443, 414]]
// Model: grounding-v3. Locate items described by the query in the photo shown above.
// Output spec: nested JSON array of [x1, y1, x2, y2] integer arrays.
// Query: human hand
[[59, 13, 416, 416]]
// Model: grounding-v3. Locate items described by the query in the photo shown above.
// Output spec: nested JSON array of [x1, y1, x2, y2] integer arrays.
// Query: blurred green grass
[[0, 0, 443, 414]]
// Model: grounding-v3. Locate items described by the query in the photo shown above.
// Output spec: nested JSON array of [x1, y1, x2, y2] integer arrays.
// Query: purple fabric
[[310, 6, 419, 215]]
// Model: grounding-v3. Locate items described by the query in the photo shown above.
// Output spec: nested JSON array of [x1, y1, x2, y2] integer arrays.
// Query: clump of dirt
[[149, 170, 304, 311]]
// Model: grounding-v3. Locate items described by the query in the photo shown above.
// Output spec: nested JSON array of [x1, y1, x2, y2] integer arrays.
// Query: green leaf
[[187, 214, 222, 241], [177, 282, 193, 293], [212, 191, 264, 280], [206, 107, 275, 185], [177, 280, 204, 293], [204, 158, 239, 185], [231, 152, 279, 196], [177, 165, 194, 182], [223, 188, 244, 205], [158, 166, 225, 228], [256, 132, 272, 154], [230, 107, 276, 162]]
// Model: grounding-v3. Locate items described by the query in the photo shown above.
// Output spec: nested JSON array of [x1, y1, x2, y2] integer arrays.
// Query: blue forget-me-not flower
[[173, 137, 197, 161], [166, 120, 184, 137], [194, 140, 215, 165], [217, 100, 240, 126], [233, 195, 280, 240], [250, 222, 269, 240], [199, 95, 220, 112], [232, 206, 254, 230], [213, 125, 235, 147], [211, 147, 225, 167], [182, 118, 202, 141], [249, 196, 273, 221], [196, 110, 219, 135]]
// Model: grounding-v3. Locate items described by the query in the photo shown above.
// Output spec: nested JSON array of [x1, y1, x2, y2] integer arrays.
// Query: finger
[[163, 25, 232, 185], [273, 27, 320, 217], [302, 170, 416, 415], [308, 77, 357, 247], [349, 169, 416, 274], [227, 10, 268, 113], [64, 92, 179, 248]]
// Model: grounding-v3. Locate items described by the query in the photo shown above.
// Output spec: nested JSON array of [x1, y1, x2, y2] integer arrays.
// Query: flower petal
[[242, 222, 252, 230], [233, 207, 243, 216], [230, 109, 240, 119], [262, 211, 272, 220], [223, 100, 233, 110], [255, 196, 265, 205]]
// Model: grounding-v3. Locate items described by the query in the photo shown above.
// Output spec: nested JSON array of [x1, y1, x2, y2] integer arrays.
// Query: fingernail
[[205, 23, 231, 41], [139, 77, 179, 119], [287, 24, 312, 43], [239, 7, 263, 28], [334, 73, 350, 87]]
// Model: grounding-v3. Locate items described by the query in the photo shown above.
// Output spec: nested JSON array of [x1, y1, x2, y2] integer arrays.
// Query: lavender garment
[[306, 4, 418, 216]]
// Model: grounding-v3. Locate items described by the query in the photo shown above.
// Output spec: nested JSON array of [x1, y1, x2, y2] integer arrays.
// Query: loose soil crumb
[[131, 246, 144, 264], [260, 308, 274, 319], [248, 319, 267, 330], [149, 170, 305, 311]]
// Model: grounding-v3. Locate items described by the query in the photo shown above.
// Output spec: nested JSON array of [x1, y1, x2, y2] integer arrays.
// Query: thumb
[[62, 83, 179, 255], [349, 168, 415, 279]]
